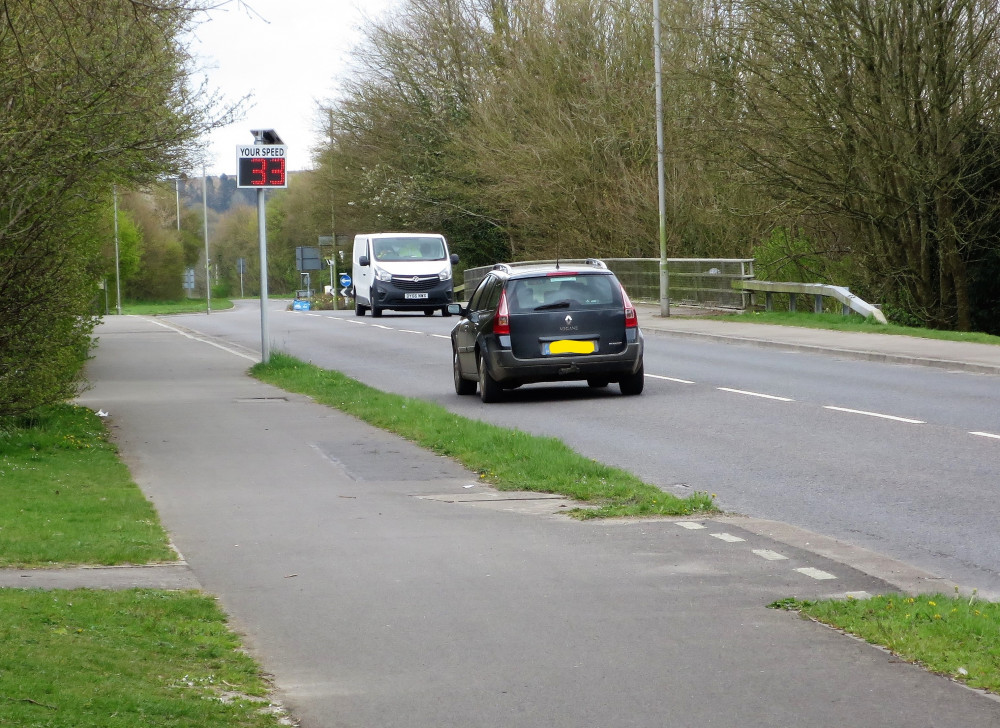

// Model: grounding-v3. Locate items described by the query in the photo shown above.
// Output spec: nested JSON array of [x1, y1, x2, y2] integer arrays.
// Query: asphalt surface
[[4, 312, 1000, 726]]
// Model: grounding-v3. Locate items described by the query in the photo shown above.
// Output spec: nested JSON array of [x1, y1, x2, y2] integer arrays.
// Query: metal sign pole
[[258, 188, 270, 363]]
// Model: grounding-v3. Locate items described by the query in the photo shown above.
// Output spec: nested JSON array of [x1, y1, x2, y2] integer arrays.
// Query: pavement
[[3, 312, 1000, 726]]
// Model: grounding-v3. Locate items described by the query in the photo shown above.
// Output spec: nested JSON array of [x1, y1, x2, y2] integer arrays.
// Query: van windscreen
[[372, 237, 445, 262]]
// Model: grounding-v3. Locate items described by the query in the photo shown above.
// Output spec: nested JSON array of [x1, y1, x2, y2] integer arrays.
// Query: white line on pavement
[[647, 374, 696, 384], [796, 567, 837, 580], [399, 330, 423, 334], [431, 334, 451, 339], [675, 522, 707, 530], [710, 533, 746, 543], [823, 406, 925, 424], [717, 387, 795, 402], [971, 431, 1000, 440], [371, 324, 392, 330], [752, 549, 788, 561]]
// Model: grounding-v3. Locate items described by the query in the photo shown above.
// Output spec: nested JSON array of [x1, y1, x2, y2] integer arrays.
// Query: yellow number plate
[[546, 339, 596, 355]]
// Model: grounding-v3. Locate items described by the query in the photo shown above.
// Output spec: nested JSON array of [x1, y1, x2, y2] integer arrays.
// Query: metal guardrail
[[461, 258, 755, 308], [734, 280, 887, 324]]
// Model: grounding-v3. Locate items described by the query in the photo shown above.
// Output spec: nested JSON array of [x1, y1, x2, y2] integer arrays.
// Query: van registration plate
[[404, 292, 429, 299]]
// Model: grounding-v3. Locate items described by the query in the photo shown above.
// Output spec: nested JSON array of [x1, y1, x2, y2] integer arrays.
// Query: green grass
[[0, 404, 176, 567], [120, 298, 234, 316], [251, 352, 717, 519], [772, 592, 1000, 693], [717, 311, 1000, 345], [0, 589, 284, 727]]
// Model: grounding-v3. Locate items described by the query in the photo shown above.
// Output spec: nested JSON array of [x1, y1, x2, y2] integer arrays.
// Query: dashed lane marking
[[431, 334, 450, 339], [796, 567, 838, 580], [711, 532, 746, 543], [823, 406, 925, 424], [717, 387, 795, 402], [971, 431, 1000, 440], [752, 549, 788, 561], [647, 374, 696, 384]]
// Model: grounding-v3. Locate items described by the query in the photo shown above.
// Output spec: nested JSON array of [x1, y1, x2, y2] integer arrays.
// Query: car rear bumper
[[485, 336, 644, 385]]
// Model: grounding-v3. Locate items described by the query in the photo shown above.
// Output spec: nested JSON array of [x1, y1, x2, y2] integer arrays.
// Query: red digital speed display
[[237, 157, 287, 188], [236, 144, 288, 188]]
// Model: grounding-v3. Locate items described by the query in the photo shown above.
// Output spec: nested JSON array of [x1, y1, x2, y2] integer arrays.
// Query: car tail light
[[621, 285, 638, 328], [493, 289, 511, 335]]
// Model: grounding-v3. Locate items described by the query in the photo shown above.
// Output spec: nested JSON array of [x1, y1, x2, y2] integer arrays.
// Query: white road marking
[[431, 334, 451, 340], [823, 406, 925, 424], [796, 567, 837, 580], [717, 387, 794, 402], [711, 533, 746, 543], [345, 320, 366, 325], [752, 549, 788, 561], [143, 318, 258, 362], [675, 522, 707, 530], [647, 374, 695, 384], [971, 431, 1000, 440], [399, 329, 423, 334], [371, 324, 392, 330]]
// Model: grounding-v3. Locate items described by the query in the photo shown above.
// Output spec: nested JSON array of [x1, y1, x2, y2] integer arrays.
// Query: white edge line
[[823, 405, 925, 424], [647, 374, 695, 384], [431, 334, 451, 339], [717, 387, 794, 402], [143, 318, 258, 362], [971, 431, 1000, 440]]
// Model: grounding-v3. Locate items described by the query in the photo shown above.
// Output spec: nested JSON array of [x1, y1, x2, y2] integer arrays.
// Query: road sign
[[236, 144, 288, 188], [339, 273, 352, 288]]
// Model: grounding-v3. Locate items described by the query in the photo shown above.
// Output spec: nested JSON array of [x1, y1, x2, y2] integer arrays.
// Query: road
[[163, 300, 1000, 597]]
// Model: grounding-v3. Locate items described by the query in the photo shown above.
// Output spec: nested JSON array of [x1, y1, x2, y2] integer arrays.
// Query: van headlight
[[374, 267, 393, 282], [438, 268, 452, 281]]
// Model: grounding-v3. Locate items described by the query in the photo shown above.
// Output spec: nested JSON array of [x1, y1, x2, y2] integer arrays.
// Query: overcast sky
[[186, 0, 399, 175]]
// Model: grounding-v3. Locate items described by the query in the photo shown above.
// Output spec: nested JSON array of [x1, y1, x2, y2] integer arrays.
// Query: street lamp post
[[653, 0, 670, 317]]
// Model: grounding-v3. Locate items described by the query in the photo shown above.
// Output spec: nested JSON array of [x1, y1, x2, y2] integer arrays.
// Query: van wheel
[[441, 306, 452, 317], [424, 308, 435, 316], [370, 291, 383, 318], [478, 356, 503, 403], [355, 301, 366, 316]]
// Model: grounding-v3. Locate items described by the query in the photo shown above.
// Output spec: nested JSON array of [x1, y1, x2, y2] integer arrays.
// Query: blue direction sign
[[339, 273, 352, 288]]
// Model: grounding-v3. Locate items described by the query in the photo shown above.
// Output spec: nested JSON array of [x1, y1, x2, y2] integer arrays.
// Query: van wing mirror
[[450, 253, 459, 265], [358, 255, 370, 267]]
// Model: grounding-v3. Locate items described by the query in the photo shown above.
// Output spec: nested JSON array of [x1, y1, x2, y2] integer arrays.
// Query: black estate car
[[448, 260, 644, 402]]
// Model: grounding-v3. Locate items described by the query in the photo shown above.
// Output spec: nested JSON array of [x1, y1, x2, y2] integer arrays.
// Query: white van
[[352, 232, 459, 317]]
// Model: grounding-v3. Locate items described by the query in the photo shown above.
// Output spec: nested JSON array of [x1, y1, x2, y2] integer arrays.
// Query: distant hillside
[[178, 171, 303, 213]]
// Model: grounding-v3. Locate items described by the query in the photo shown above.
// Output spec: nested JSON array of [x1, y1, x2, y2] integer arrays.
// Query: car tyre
[[619, 362, 644, 396], [478, 355, 503, 403], [454, 350, 477, 395]]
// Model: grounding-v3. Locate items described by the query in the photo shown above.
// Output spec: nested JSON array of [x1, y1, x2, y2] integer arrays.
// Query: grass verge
[[1, 405, 288, 727], [250, 352, 716, 519], [716, 311, 1000, 345], [771, 592, 1000, 693], [0, 404, 176, 567], [120, 298, 234, 316], [0, 589, 283, 727]]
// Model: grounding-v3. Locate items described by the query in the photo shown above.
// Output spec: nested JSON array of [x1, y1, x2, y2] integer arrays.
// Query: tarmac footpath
[[7, 314, 1000, 727]]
